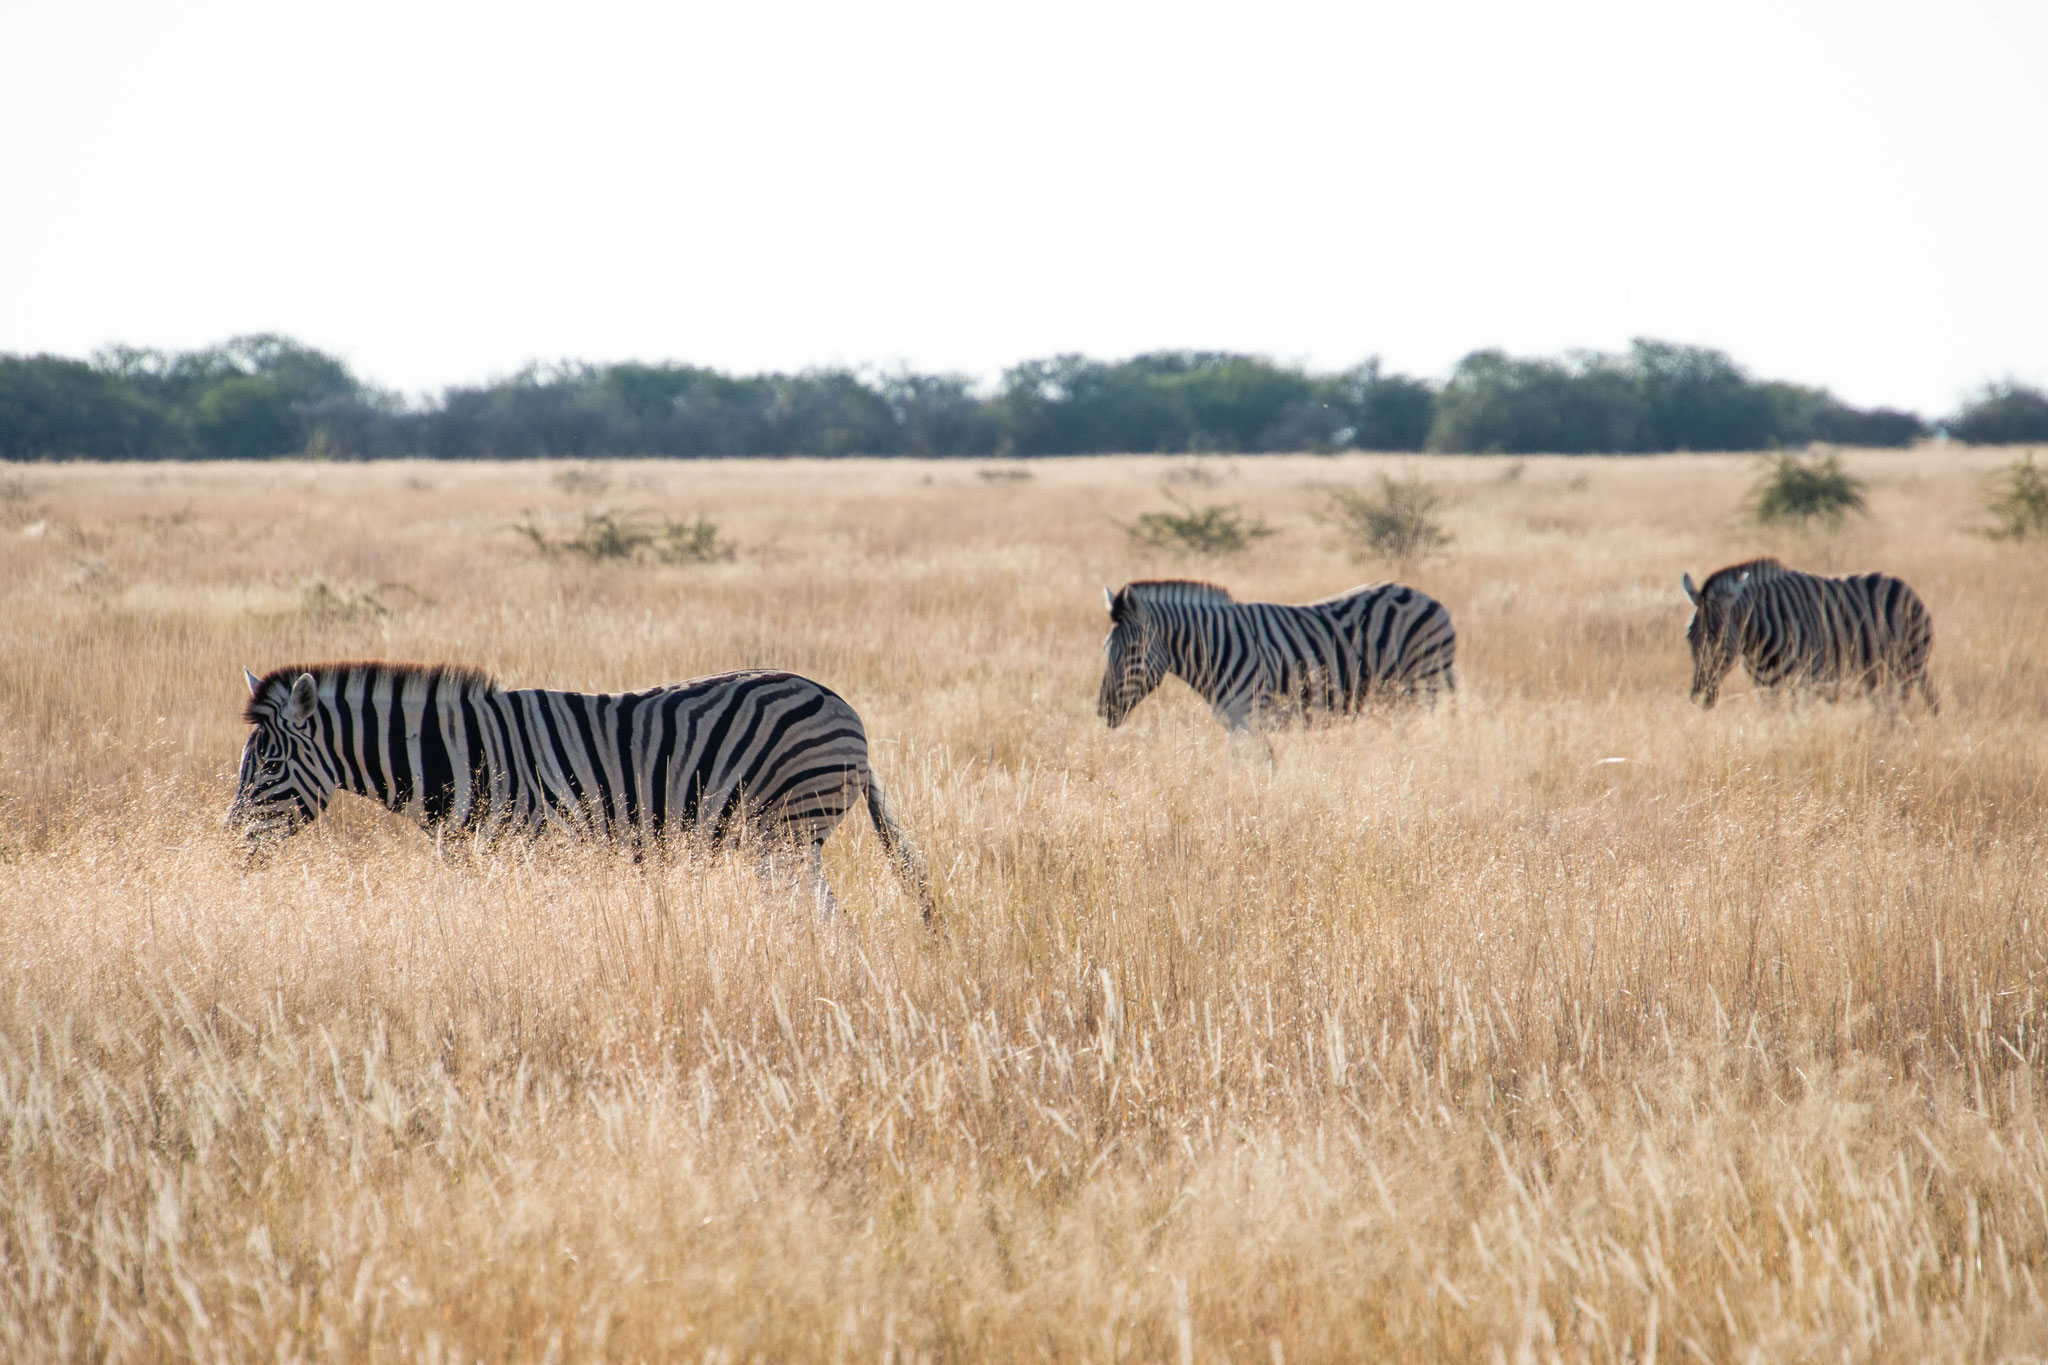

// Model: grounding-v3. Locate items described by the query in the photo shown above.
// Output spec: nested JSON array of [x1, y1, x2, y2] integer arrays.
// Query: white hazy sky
[[3, 0, 2045, 414]]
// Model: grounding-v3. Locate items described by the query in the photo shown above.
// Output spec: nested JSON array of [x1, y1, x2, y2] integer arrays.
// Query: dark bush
[[429, 365, 621, 458], [1946, 382, 2048, 445], [1427, 350, 1647, 454], [1805, 401, 1925, 448], [882, 373, 1003, 457], [765, 371, 902, 457], [88, 334, 390, 459], [1629, 340, 1781, 451], [191, 375, 301, 458], [1335, 363, 1438, 451], [1426, 341, 1924, 455], [1000, 352, 1333, 455], [0, 333, 1959, 461], [0, 355, 172, 459]]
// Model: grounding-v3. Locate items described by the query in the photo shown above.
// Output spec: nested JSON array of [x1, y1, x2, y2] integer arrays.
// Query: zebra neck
[[1157, 609, 1226, 703], [311, 666, 489, 817]]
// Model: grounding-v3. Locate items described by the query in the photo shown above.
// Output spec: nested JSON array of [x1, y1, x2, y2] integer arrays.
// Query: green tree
[[0, 355, 171, 459], [191, 375, 301, 458], [1427, 350, 1647, 453]]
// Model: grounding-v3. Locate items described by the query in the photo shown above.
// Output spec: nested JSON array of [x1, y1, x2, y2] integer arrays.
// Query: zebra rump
[[229, 662, 931, 915], [1680, 558, 1936, 711], [1097, 578, 1456, 730]]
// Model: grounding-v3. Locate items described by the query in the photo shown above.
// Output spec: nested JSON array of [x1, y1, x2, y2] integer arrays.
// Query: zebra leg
[[1918, 672, 1940, 714], [1223, 719, 1276, 765], [754, 844, 799, 906], [1430, 664, 1457, 710], [807, 841, 840, 917], [752, 842, 832, 915]]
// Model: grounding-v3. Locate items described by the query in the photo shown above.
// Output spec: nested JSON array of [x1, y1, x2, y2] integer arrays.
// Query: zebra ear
[[244, 666, 262, 696], [1103, 585, 1116, 614], [285, 673, 318, 725], [1681, 572, 1700, 605]]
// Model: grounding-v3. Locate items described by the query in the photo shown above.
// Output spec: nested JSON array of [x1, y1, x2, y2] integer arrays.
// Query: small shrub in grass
[[1320, 474, 1451, 564], [510, 513, 555, 557], [656, 515, 737, 563], [1162, 460, 1225, 487], [562, 511, 653, 560], [514, 511, 734, 563], [1751, 451, 1865, 526], [1984, 453, 2048, 540], [299, 582, 393, 624], [1124, 493, 1275, 556], [551, 465, 612, 495]]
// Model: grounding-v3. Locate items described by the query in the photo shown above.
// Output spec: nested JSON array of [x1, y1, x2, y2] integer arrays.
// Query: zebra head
[[228, 668, 337, 844], [1681, 571, 1744, 708], [1098, 587, 1168, 728]]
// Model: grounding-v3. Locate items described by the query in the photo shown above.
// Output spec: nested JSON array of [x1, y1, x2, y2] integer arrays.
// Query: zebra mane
[[244, 660, 497, 723], [1699, 557, 1787, 598], [1119, 578, 1235, 607]]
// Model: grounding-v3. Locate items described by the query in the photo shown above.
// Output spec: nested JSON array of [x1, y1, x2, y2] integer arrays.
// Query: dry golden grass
[[1, 449, 2045, 1361]]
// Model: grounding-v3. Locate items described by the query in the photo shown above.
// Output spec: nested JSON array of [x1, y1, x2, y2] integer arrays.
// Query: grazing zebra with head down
[[1097, 578, 1456, 731], [229, 662, 931, 916], [1680, 558, 1936, 711]]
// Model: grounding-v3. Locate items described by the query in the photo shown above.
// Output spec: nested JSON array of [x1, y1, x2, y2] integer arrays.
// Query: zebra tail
[[1919, 671, 1940, 715], [865, 777, 935, 922]]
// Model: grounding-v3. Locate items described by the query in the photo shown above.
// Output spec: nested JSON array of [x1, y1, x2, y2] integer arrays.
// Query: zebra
[[1097, 578, 1457, 730], [228, 662, 932, 916], [1680, 558, 1936, 711]]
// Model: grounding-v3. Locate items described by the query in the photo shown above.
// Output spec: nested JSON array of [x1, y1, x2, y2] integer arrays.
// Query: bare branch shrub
[[1124, 493, 1275, 557], [551, 465, 612, 496], [514, 510, 734, 564], [1984, 453, 2048, 540], [656, 516, 737, 564], [1320, 474, 1451, 564]]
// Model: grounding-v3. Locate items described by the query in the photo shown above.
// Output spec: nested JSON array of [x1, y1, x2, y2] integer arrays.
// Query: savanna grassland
[[1, 450, 2046, 1361]]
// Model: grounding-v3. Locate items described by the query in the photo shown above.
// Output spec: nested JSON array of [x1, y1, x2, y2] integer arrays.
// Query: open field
[[2, 449, 2046, 1360]]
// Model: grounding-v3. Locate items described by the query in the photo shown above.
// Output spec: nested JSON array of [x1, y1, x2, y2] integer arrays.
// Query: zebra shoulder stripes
[[229, 662, 931, 916], [1097, 578, 1457, 731], [1680, 557, 1936, 711]]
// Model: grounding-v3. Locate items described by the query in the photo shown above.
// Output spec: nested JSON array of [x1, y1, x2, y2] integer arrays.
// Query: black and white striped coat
[[1097, 579, 1456, 730], [1680, 558, 1936, 710], [230, 663, 930, 913]]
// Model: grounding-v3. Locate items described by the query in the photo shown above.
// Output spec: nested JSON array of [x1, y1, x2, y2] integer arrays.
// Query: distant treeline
[[3, 334, 2045, 460]]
